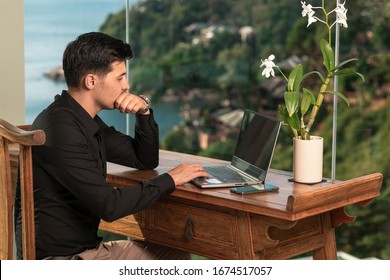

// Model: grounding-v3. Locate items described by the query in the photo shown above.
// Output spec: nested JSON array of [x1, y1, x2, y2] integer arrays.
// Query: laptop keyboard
[[205, 166, 249, 183]]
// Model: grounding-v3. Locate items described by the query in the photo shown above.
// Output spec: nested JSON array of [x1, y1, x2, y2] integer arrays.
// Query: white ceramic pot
[[293, 136, 323, 184]]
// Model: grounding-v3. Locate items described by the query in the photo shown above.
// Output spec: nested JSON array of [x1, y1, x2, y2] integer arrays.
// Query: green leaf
[[325, 91, 350, 106], [287, 64, 303, 92], [320, 39, 334, 72], [355, 72, 365, 82], [293, 64, 303, 93], [278, 104, 288, 121], [286, 112, 300, 132], [301, 88, 315, 116], [284, 91, 299, 117], [334, 58, 359, 70], [333, 68, 365, 81], [278, 105, 298, 138], [302, 70, 325, 83]]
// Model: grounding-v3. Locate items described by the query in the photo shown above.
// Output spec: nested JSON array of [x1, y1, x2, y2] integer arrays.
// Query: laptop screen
[[231, 110, 281, 181]]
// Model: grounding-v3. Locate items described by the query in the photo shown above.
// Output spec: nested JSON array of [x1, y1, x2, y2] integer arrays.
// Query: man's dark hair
[[62, 32, 133, 88]]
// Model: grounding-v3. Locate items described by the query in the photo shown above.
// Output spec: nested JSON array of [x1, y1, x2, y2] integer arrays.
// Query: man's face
[[95, 61, 129, 110]]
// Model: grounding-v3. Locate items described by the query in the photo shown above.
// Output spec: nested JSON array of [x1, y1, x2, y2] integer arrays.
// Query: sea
[[24, 0, 182, 138]]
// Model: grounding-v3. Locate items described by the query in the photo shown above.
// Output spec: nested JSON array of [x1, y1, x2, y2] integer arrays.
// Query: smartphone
[[230, 184, 279, 194]]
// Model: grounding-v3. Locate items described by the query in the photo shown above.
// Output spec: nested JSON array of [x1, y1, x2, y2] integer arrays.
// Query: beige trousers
[[71, 240, 190, 260]]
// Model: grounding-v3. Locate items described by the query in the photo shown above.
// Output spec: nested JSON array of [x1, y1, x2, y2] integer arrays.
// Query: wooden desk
[[99, 150, 383, 260]]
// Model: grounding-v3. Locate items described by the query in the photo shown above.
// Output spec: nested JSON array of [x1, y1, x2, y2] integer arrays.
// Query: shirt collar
[[59, 90, 100, 137]]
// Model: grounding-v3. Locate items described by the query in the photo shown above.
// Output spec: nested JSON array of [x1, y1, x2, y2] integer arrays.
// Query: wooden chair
[[0, 119, 45, 259]]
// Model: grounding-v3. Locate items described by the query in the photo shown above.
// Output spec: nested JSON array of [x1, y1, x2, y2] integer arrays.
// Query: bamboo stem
[[305, 75, 331, 136]]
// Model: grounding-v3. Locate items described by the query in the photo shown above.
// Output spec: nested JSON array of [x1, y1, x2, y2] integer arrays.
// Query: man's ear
[[84, 74, 96, 89]]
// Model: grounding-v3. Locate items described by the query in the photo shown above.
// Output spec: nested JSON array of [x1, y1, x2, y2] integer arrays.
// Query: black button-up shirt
[[15, 91, 175, 259]]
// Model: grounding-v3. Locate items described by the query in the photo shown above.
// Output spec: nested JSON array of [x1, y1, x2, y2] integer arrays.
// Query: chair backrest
[[0, 119, 45, 260]]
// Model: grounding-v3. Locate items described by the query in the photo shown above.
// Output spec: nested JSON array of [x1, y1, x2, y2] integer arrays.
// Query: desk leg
[[313, 212, 337, 260], [236, 212, 256, 259]]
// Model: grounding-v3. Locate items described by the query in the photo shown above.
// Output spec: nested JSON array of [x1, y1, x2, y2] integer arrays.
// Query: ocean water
[[24, 0, 182, 137]]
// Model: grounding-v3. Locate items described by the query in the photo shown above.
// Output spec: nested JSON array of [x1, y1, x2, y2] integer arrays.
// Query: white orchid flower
[[335, 2, 348, 28], [335, 1, 347, 15], [301, 1, 314, 17], [260, 54, 276, 78], [301, 1, 318, 27], [307, 13, 318, 27]]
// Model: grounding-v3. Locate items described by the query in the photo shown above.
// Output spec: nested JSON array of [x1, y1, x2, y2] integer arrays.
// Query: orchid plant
[[260, 0, 364, 140]]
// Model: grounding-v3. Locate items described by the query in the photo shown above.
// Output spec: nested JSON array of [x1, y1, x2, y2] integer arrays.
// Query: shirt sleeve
[[95, 111, 159, 169], [34, 115, 174, 222]]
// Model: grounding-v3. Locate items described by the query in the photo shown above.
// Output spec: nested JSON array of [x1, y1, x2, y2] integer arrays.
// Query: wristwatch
[[138, 95, 151, 113]]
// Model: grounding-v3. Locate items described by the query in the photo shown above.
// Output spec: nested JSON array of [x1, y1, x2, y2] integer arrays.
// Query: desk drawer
[[147, 200, 244, 259]]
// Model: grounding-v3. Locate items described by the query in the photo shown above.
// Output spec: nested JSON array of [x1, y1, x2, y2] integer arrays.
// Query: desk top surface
[[107, 150, 383, 221]]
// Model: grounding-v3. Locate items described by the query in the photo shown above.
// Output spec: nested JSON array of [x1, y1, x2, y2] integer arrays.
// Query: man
[[14, 32, 208, 260]]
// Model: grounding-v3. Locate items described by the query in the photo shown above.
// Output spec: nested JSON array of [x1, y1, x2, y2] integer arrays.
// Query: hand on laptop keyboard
[[167, 163, 209, 186]]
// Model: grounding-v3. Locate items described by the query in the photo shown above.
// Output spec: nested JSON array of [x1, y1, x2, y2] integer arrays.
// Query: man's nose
[[122, 78, 130, 92]]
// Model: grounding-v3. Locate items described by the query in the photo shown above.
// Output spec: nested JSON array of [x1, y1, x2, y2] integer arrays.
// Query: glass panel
[[24, 0, 126, 130]]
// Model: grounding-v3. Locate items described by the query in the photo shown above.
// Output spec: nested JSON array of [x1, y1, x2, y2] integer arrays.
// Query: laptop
[[192, 109, 281, 188]]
